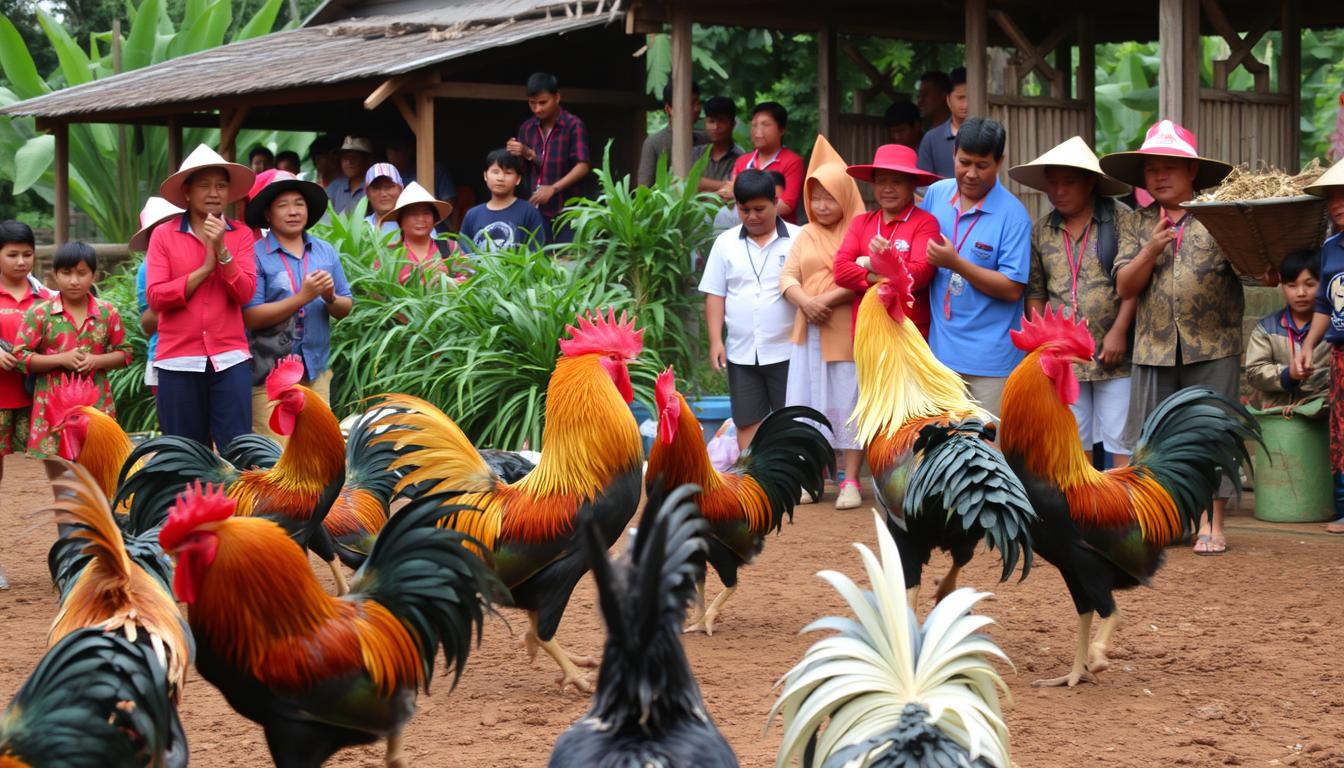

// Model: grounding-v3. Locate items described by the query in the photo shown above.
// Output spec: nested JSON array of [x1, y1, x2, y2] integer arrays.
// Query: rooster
[[769, 512, 1011, 768], [549, 484, 738, 767], [117, 357, 378, 594], [46, 373, 139, 503], [0, 628, 176, 768], [373, 308, 646, 693], [851, 254, 1035, 606], [646, 367, 832, 635], [998, 307, 1259, 687], [158, 482, 501, 767], [44, 461, 192, 766]]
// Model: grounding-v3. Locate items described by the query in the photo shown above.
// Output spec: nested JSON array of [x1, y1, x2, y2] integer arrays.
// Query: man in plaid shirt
[[507, 72, 592, 242]]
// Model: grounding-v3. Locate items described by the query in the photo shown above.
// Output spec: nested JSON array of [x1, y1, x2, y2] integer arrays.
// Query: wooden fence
[[990, 96, 1093, 219], [1198, 90, 1298, 173]]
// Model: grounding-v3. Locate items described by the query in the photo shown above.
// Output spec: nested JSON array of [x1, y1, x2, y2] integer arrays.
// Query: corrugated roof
[[305, 0, 614, 28], [1, 1, 622, 119]]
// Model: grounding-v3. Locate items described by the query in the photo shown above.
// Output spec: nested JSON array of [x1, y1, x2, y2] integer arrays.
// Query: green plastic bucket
[[1249, 399, 1334, 523]]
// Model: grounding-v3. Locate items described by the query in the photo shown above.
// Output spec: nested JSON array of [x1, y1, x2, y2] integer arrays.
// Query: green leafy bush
[[99, 263, 156, 432]]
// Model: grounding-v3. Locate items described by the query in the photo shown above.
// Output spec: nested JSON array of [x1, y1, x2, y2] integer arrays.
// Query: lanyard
[[1061, 220, 1094, 314], [1160, 209, 1189, 261], [745, 237, 772, 289], [943, 195, 985, 320], [277, 246, 309, 341]]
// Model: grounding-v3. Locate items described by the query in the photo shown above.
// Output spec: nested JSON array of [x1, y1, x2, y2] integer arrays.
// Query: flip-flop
[[1193, 534, 1227, 556]]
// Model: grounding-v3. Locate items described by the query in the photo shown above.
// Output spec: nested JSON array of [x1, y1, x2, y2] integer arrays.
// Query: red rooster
[[45, 373, 138, 502], [373, 309, 646, 693], [645, 367, 832, 635], [999, 308, 1258, 687], [851, 254, 1035, 606], [158, 482, 500, 767]]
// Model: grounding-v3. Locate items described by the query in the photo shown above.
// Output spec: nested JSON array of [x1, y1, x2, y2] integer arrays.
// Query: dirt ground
[[1, 454, 1342, 767]]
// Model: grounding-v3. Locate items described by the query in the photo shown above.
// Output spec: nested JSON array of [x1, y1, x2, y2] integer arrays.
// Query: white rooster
[[768, 512, 1012, 768]]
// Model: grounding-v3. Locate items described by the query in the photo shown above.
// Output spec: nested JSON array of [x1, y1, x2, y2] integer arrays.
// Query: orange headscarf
[[799, 134, 865, 255]]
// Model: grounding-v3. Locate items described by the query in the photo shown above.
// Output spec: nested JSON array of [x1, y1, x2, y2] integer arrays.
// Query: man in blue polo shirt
[[919, 116, 1032, 416]]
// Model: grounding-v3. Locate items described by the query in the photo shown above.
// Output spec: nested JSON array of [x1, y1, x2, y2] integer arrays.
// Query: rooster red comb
[[159, 481, 235, 551], [558, 308, 644, 359], [47, 373, 100, 423], [1011, 305, 1095, 356], [872, 246, 916, 323], [655, 366, 678, 406], [265, 355, 306, 401]]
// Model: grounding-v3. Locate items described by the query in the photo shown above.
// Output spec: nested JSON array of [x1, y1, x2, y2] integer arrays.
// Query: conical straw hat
[[159, 144, 255, 208], [128, 196, 185, 251], [1009, 136, 1130, 197], [1304, 157, 1344, 197], [378, 181, 452, 227]]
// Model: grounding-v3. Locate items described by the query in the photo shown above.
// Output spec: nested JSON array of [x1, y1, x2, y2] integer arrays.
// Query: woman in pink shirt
[[145, 145, 258, 447], [377, 182, 465, 284]]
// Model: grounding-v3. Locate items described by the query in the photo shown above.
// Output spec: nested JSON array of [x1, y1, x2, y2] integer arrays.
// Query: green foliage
[[557, 144, 718, 389], [99, 263, 156, 432], [1300, 28, 1344, 165]]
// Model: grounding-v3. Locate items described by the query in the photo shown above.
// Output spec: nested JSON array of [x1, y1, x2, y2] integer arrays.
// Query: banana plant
[[0, 0, 304, 242]]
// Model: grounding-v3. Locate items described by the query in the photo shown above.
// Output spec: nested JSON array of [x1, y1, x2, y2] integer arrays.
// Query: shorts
[[0, 407, 31, 456], [726, 360, 788, 427], [1071, 377, 1133, 455], [1127, 354, 1240, 497], [251, 368, 334, 443], [960, 374, 1007, 420]]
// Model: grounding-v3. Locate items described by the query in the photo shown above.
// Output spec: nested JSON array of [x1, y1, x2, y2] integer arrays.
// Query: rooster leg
[[684, 579, 707, 628], [385, 732, 406, 768], [517, 616, 542, 664], [932, 563, 962, 603], [328, 560, 350, 597], [685, 586, 736, 636], [539, 637, 594, 693], [1088, 611, 1120, 674], [1032, 612, 1097, 688]]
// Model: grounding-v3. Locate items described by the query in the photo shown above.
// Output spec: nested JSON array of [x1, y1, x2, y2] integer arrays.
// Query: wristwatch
[[217, 249, 233, 265]]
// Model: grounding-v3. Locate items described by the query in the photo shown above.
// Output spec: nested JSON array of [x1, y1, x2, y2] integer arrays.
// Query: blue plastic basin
[[689, 396, 732, 445]]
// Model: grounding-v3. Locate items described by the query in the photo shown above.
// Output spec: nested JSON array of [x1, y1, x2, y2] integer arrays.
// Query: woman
[[780, 135, 867, 510], [145, 144, 257, 448], [832, 144, 943, 339], [131, 196, 185, 394], [378, 182, 463, 284], [243, 170, 353, 440]]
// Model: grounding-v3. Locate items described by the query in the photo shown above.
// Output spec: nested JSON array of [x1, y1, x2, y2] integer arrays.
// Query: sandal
[[1193, 534, 1227, 556]]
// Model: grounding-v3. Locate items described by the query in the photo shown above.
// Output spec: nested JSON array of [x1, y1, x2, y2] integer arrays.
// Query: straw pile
[[1195, 158, 1326, 202]]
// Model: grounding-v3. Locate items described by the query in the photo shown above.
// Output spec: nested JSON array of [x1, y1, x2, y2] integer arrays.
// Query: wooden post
[[1280, 0, 1301, 171], [218, 107, 248, 161], [1159, 0, 1200, 124], [670, 7, 693, 177], [416, 83, 435, 197], [112, 18, 131, 215], [54, 123, 69, 245], [965, 0, 988, 118], [817, 24, 838, 139], [1077, 11, 1096, 143], [167, 115, 183, 169]]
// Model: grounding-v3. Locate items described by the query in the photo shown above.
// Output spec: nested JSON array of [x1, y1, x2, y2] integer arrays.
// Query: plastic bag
[[706, 419, 739, 471]]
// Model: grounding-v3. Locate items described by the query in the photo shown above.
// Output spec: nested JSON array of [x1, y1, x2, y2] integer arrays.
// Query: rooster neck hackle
[[1000, 350, 1096, 491], [646, 394, 726, 495], [76, 406, 134, 499], [270, 385, 346, 484]]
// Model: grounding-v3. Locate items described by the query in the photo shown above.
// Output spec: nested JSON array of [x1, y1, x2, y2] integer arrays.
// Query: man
[[884, 100, 923, 149], [695, 96, 745, 193], [275, 150, 302, 175], [306, 133, 342, 188], [1012, 136, 1135, 468], [324, 136, 373, 214], [919, 117, 1032, 416], [726, 102, 805, 223], [917, 67, 969, 179], [637, 81, 708, 186], [916, 70, 952, 130], [363, 162, 404, 236], [1104, 119, 1254, 556], [507, 72, 591, 242], [248, 145, 275, 174]]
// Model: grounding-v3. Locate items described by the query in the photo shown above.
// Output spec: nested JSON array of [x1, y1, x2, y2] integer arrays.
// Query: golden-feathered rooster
[[646, 367, 832, 635], [999, 308, 1259, 687], [158, 482, 501, 767], [373, 309, 646, 693], [769, 512, 1012, 768], [46, 373, 139, 502], [0, 628, 176, 768], [851, 253, 1035, 606], [43, 461, 192, 766]]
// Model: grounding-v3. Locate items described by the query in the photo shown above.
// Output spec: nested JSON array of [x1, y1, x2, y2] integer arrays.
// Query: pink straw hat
[[846, 144, 943, 187], [1099, 120, 1233, 191]]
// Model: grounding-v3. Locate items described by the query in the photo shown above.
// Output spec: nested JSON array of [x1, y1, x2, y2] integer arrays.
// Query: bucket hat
[[339, 136, 374, 155], [1099, 120, 1233, 191], [1009, 136, 1130, 197], [159, 144, 255, 208]]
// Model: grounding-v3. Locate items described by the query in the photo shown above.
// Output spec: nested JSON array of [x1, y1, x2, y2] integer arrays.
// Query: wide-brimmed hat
[[1009, 136, 1130, 197], [128, 196, 185, 251], [244, 170, 329, 230], [846, 144, 942, 187], [379, 181, 452, 227], [1099, 120, 1233, 191], [159, 144, 255, 208], [1304, 157, 1344, 197], [339, 136, 374, 155]]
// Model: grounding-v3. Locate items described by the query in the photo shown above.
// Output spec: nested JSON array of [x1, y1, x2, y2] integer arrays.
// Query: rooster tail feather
[[737, 406, 836, 531], [0, 628, 174, 767], [219, 433, 282, 471], [370, 393, 499, 496], [1132, 387, 1262, 531], [903, 421, 1037, 582], [114, 435, 239, 536], [344, 408, 405, 503], [350, 492, 505, 690]]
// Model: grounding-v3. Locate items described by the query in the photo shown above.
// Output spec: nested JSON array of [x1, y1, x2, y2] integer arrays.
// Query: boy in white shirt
[[699, 169, 802, 450]]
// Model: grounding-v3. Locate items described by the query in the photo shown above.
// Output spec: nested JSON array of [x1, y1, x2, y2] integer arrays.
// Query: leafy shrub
[[99, 264, 156, 432]]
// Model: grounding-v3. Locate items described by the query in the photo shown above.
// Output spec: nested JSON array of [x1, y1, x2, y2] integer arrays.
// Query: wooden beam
[[364, 72, 429, 112], [670, 7, 692, 177], [989, 11, 1070, 90], [218, 107, 248, 160], [1159, 0, 1200, 125], [167, 114, 183, 169], [53, 123, 69, 246], [415, 77, 436, 197], [1077, 11, 1096, 144], [817, 25, 838, 139], [840, 39, 899, 101], [424, 81, 646, 106], [965, 0, 988, 117], [1280, 0, 1301, 170], [392, 95, 418, 137]]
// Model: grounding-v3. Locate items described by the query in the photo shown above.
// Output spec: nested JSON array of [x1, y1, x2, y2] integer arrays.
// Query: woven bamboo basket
[[1181, 195, 1329, 276]]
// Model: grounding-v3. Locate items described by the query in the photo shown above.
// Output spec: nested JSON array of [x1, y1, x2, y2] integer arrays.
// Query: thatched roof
[[0, 0, 623, 120]]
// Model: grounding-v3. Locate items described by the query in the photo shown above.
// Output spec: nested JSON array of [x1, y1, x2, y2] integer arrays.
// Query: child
[[14, 241, 131, 471], [460, 149, 548, 252], [1296, 157, 1344, 533], [699, 169, 801, 451], [1246, 249, 1329, 411], [728, 102, 805, 223]]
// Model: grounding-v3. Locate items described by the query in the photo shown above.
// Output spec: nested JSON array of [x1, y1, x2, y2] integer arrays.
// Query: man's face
[[1326, 189, 1344, 229], [917, 80, 947, 120], [749, 113, 783, 151], [184, 168, 230, 216], [528, 91, 560, 122], [276, 156, 301, 174], [705, 114, 734, 144], [340, 151, 371, 182], [664, 96, 703, 123], [1043, 167, 1098, 218], [736, 197, 778, 236], [265, 190, 309, 237], [953, 148, 1000, 202], [948, 84, 969, 122], [0, 242, 35, 284], [1142, 157, 1198, 206], [313, 151, 339, 180], [250, 154, 272, 174], [887, 123, 922, 149], [367, 178, 402, 216], [386, 146, 412, 171]]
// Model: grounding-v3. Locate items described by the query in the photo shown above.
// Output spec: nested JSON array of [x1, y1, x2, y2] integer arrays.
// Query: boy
[[460, 149, 548, 252], [699, 169, 801, 451], [1247, 249, 1329, 410], [917, 66, 968, 178], [507, 72, 591, 242], [638, 81, 707, 187], [275, 150, 302, 175], [919, 117, 1033, 417], [916, 70, 952, 130], [248, 145, 275, 174], [884, 100, 923, 149], [1295, 157, 1344, 533], [727, 102, 805, 223], [363, 162, 404, 236], [14, 241, 130, 469], [695, 96, 745, 193]]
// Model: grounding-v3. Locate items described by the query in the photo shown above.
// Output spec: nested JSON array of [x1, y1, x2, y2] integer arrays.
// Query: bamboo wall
[[1197, 91, 1298, 174], [990, 96, 1092, 219]]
